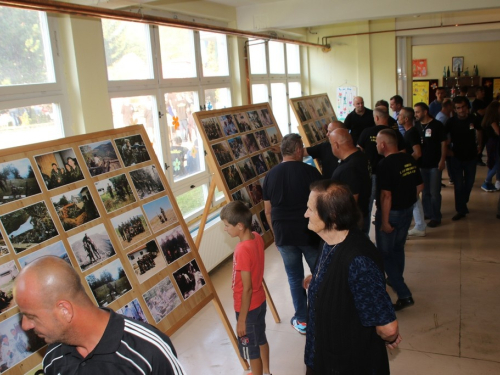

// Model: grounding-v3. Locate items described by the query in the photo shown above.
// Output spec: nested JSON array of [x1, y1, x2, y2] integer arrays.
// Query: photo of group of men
[[129, 165, 165, 200], [233, 112, 252, 132], [142, 276, 181, 324], [95, 174, 136, 213], [173, 259, 206, 300], [0, 159, 41, 205], [227, 137, 248, 159], [201, 117, 224, 141], [156, 227, 191, 265], [35, 148, 84, 190], [114, 135, 151, 167], [236, 158, 257, 182], [293, 97, 334, 123], [221, 164, 243, 191], [79, 140, 122, 177], [254, 130, 271, 149], [111, 207, 151, 249], [212, 141, 233, 166], [127, 240, 166, 284]]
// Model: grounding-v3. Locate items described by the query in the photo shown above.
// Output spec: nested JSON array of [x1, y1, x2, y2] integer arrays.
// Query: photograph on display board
[[302, 123, 316, 144], [314, 121, 326, 140], [323, 96, 334, 115], [266, 127, 281, 145], [233, 112, 252, 132], [294, 101, 312, 122], [236, 159, 257, 182], [79, 140, 122, 177], [0, 159, 41, 205], [129, 165, 165, 200], [95, 174, 136, 213], [18, 241, 71, 269], [259, 210, 271, 232], [67, 224, 116, 272], [232, 188, 253, 209], [142, 195, 178, 233], [127, 240, 166, 284], [173, 259, 206, 300], [310, 122, 322, 142], [227, 137, 248, 160], [262, 150, 279, 170], [24, 363, 43, 375], [211, 141, 233, 167], [156, 226, 191, 265], [114, 134, 151, 167], [259, 177, 266, 188], [50, 186, 100, 232], [241, 133, 259, 153], [34, 148, 84, 190], [254, 130, 271, 149], [306, 99, 318, 119], [110, 207, 151, 250], [219, 115, 238, 137], [0, 313, 45, 373], [251, 214, 264, 235], [221, 165, 243, 191], [85, 258, 132, 307], [315, 97, 329, 117], [246, 181, 263, 206], [116, 298, 148, 323], [143, 276, 181, 324], [320, 118, 328, 127], [201, 117, 223, 141], [0, 232, 8, 258], [258, 108, 273, 126], [0, 260, 19, 314], [0, 201, 58, 254], [251, 154, 268, 175], [247, 110, 264, 129]]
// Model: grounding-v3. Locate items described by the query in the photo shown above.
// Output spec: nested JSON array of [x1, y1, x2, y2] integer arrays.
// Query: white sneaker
[[408, 227, 426, 237], [495, 181, 500, 190]]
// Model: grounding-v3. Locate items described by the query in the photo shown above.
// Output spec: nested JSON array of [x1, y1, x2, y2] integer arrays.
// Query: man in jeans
[[375, 129, 423, 311], [263, 134, 321, 334]]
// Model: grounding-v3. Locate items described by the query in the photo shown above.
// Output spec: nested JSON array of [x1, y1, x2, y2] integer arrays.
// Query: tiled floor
[[171, 167, 500, 374]]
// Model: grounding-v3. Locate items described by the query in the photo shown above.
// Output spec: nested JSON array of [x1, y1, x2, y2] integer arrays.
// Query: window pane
[[204, 88, 232, 110], [102, 20, 153, 81], [289, 82, 302, 134], [0, 104, 63, 149], [164, 92, 205, 182], [252, 84, 269, 104], [0, 7, 55, 86], [249, 41, 266, 75], [271, 83, 288, 135], [200, 31, 229, 77], [286, 44, 300, 74], [269, 41, 285, 74], [176, 185, 207, 218], [159, 27, 196, 79]]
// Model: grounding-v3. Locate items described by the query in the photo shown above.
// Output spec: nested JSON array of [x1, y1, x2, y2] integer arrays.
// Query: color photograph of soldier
[[251, 214, 264, 235], [129, 165, 165, 200], [251, 154, 268, 175], [246, 181, 263, 206], [0, 159, 41, 205], [51, 186, 100, 232], [246, 110, 264, 129], [85, 258, 132, 307], [227, 136, 248, 159], [212, 141, 233, 166], [127, 240, 166, 284], [259, 108, 273, 126], [79, 140, 122, 177], [236, 158, 257, 182], [95, 174, 136, 213], [114, 134, 151, 167], [221, 165, 243, 191], [310, 122, 322, 142], [242, 133, 260, 153], [0, 201, 58, 254], [259, 210, 271, 232], [143, 276, 181, 324], [306, 99, 319, 119], [315, 96, 330, 116], [18, 241, 71, 269], [302, 123, 316, 144], [0, 261, 19, 314], [219, 114, 238, 137], [262, 150, 279, 170], [156, 226, 191, 265], [254, 130, 271, 149], [314, 121, 326, 140], [34, 148, 84, 190], [201, 117, 223, 141], [233, 112, 252, 132], [67, 224, 116, 272], [116, 298, 148, 324], [111, 208, 151, 250], [231, 188, 253, 209], [173, 260, 206, 301], [142, 195, 178, 233], [266, 126, 281, 146], [0, 232, 9, 258]]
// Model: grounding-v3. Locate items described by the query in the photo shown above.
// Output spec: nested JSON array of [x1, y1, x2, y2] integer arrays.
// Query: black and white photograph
[[315, 121, 325, 140], [173, 259, 206, 300], [294, 101, 312, 122], [251, 214, 264, 235], [143, 276, 181, 324], [0, 232, 8, 258], [129, 165, 165, 200], [246, 181, 263, 206], [219, 114, 238, 137], [306, 99, 318, 119], [221, 165, 243, 191], [67, 224, 116, 272], [0, 159, 41, 205], [95, 174, 136, 213], [251, 154, 268, 175], [233, 112, 252, 132], [212, 141, 233, 166], [263, 150, 280, 170], [0, 261, 19, 314], [116, 298, 148, 323], [236, 158, 257, 182], [34, 148, 84, 190], [259, 108, 273, 126], [266, 127, 281, 145], [311, 121, 322, 142], [302, 123, 316, 144], [232, 188, 253, 208], [0, 201, 58, 254], [242, 133, 260, 153], [201, 117, 223, 141], [85, 258, 132, 307], [114, 134, 151, 167], [314, 97, 329, 117], [51, 186, 100, 232], [227, 136, 248, 159], [142, 195, 178, 233], [254, 130, 271, 149], [156, 226, 191, 265], [0, 313, 45, 373], [247, 110, 263, 129], [79, 140, 122, 177], [127, 240, 166, 284], [18, 241, 71, 269], [111, 207, 151, 249], [259, 210, 271, 232]]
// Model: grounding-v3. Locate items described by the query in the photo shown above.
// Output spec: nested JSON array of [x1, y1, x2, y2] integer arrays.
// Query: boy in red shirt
[[221, 201, 271, 375]]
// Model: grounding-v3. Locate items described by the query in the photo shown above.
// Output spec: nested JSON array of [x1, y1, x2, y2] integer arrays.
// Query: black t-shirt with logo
[[445, 115, 481, 161], [344, 108, 376, 145], [306, 141, 339, 178], [420, 119, 446, 169]]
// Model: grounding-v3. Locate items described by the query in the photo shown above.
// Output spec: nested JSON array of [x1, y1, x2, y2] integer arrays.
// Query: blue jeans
[[485, 156, 500, 183], [449, 157, 477, 215], [421, 168, 443, 222], [412, 197, 426, 231], [276, 245, 319, 322], [375, 207, 413, 299]]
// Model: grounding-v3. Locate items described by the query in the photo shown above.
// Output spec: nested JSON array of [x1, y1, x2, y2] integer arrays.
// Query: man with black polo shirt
[[390, 95, 405, 136], [446, 96, 482, 221], [414, 102, 446, 228], [375, 100, 399, 131], [14, 257, 185, 375], [375, 129, 423, 311], [343, 96, 375, 145], [303, 121, 343, 178]]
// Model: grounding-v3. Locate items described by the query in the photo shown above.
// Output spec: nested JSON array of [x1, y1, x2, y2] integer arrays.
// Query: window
[[286, 44, 301, 75], [251, 84, 269, 104], [288, 82, 302, 134], [249, 41, 267, 75], [269, 41, 285, 74], [158, 27, 197, 79], [204, 87, 231, 110], [199, 32, 229, 77]]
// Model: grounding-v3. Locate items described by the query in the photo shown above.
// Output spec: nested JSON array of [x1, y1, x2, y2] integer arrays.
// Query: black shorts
[[235, 300, 267, 360]]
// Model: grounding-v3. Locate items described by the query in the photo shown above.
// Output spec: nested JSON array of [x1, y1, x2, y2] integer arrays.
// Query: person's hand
[[303, 275, 312, 290], [381, 222, 394, 234], [270, 145, 281, 153], [385, 334, 402, 349], [438, 160, 445, 171], [236, 318, 246, 337]]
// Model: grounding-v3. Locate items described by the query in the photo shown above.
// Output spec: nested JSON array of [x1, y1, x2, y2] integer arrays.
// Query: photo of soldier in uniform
[[315, 120, 326, 140], [67, 224, 116, 272], [143, 276, 181, 324], [259, 210, 271, 232], [0, 232, 8, 258], [156, 226, 191, 265], [233, 112, 252, 132], [111, 207, 151, 250], [311, 121, 322, 142], [254, 130, 271, 149], [34, 148, 84, 190], [232, 187, 253, 209], [221, 165, 243, 191], [236, 158, 257, 182], [259, 108, 273, 126], [201, 117, 223, 141], [306, 99, 318, 119], [219, 114, 238, 137], [114, 134, 151, 167], [0, 201, 58, 254], [294, 101, 312, 122], [18, 241, 71, 269], [251, 214, 264, 235], [79, 140, 122, 177], [85, 258, 132, 308], [212, 141, 233, 166], [263, 150, 279, 170], [246, 181, 263, 206], [266, 126, 281, 146], [173, 259, 206, 300], [95, 174, 136, 213], [0, 159, 41, 205], [227, 136, 247, 159], [51, 186, 100, 232], [129, 165, 165, 200], [241, 133, 260, 153], [127, 240, 166, 284], [116, 298, 148, 324], [142, 195, 178, 233], [0, 261, 19, 314], [251, 154, 268, 175], [302, 123, 316, 144]]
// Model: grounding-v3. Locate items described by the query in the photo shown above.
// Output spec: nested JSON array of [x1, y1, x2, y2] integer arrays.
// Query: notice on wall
[[336, 86, 357, 121], [413, 81, 429, 105], [412, 59, 428, 77]]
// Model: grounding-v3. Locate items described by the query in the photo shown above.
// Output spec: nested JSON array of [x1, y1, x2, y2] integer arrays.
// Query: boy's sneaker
[[290, 317, 307, 335], [481, 182, 496, 192], [495, 181, 500, 190]]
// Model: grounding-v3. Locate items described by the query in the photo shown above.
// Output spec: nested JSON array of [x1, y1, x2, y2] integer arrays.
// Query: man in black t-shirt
[[375, 100, 399, 131], [375, 129, 423, 311], [343, 96, 375, 145], [303, 121, 343, 178], [446, 96, 482, 221]]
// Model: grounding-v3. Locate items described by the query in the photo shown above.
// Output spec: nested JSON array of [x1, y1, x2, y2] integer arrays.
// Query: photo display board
[[193, 103, 282, 249], [0, 126, 217, 374]]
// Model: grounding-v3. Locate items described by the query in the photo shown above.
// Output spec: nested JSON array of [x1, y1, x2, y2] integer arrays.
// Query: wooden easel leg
[[195, 177, 217, 249], [262, 278, 281, 323]]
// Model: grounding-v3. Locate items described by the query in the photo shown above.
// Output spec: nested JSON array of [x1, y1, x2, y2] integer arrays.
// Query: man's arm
[[376, 320, 401, 349], [411, 144, 422, 160], [439, 141, 446, 171], [416, 183, 424, 197], [236, 271, 253, 337], [380, 190, 393, 234], [264, 200, 273, 234]]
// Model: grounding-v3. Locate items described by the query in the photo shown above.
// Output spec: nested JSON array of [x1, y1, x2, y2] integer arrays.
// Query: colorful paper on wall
[[412, 81, 429, 105], [336, 87, 357, 121], [412, 59, 427, 77]]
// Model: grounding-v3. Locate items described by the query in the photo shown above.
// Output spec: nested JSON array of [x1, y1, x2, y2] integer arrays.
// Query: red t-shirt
[[232, 232, 266, 312]]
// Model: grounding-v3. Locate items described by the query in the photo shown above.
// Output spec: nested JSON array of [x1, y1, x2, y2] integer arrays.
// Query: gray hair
[[281, 133, 302, 156]]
